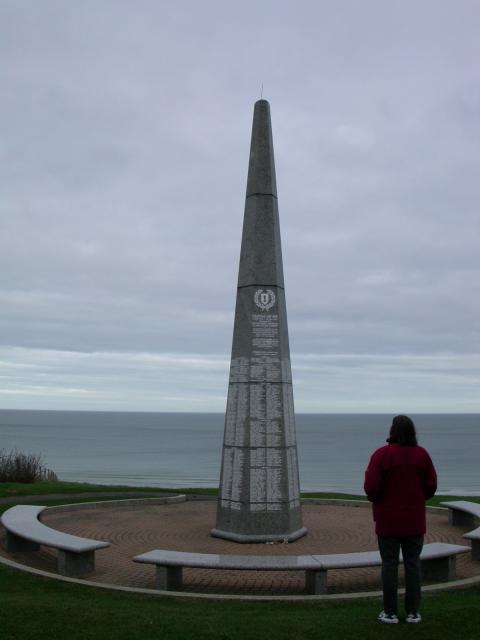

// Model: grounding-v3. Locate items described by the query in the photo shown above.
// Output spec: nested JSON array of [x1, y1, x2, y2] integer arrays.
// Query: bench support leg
[[57, 550, 95, 577], [156, 566, 183, 590], [421, 556, 456, 582], [305, 570, 327, 594], [6, 531, 40, 553], [449, 510, 475, 527], [471, 540, 480, 561]]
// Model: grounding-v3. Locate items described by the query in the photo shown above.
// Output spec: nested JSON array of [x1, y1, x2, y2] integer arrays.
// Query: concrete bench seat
[[463, 527, 480, 560], [440, 500, 480, 560], [133, 542, 469, 594], [440, 500, 480, 526], [1, 505, 110, 577]]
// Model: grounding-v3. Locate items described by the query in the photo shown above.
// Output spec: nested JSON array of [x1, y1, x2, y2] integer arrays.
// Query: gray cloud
[[1, 1, 480, 411]]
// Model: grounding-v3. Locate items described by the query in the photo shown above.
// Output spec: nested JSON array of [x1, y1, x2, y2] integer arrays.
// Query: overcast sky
[[1, 1, 480, 413]]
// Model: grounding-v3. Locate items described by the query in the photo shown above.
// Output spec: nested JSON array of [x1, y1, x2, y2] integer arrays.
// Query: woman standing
[[364, 415, 437, 624]]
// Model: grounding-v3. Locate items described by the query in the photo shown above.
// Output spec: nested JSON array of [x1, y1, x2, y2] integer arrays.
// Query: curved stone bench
[[134, 542, 469, 594], [440, 500, 480, 560], [1, 505, 110, 577], [463, 528, 480, 561]]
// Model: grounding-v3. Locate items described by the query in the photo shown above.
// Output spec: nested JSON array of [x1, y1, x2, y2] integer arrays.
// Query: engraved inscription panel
[[267, 448, 283, 466], [266, 420, 282, 447], [220, 447, 234, 503], [250, 467, 266, 503], [266, 384, 282, 419], [282, 384, 295, 446], [250, 448, 266, 467], [287, 447, 300, 503], [281, 357, 292, 383], [251, 313, 281, 381], [267, 467, 283, 503], [250, 421, 266, 447], [224, 384, 249, 447], [230, 448, 245, 506], [249, 384, 265, 419], [230, 356, 249, 382]]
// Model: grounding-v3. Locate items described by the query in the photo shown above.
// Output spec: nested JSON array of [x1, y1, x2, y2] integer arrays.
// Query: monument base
[[210, 526, 307, 544]]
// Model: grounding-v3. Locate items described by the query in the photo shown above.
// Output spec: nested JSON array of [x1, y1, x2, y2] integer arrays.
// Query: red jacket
[[364, 443, 437, 537]]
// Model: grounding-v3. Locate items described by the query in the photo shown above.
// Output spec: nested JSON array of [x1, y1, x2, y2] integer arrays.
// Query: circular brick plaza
[[1, 498, 479, 597]]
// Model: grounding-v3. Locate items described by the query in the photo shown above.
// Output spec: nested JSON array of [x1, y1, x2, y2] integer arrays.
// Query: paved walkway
[[1, 501, 478, 595]]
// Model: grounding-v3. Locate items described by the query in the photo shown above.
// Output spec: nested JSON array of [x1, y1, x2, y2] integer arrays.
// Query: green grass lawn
[[1, 481, 479, 639], [2, 479, 478, 506], [1, 563, 479, 640], [0, 479, 218, 499]]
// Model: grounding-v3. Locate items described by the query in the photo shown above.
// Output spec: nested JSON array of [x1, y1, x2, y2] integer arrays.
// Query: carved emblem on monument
[[254, 289, 276, 311]]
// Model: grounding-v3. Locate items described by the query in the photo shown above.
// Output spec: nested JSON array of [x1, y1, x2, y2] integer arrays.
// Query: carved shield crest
[[254, 289, 276, 311]]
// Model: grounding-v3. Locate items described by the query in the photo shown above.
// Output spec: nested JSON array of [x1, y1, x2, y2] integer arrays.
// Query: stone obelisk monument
[[212, 100, 306, 543]]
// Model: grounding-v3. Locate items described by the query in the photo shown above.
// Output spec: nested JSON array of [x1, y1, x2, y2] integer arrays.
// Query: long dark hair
[[387, 415, 418, 447]]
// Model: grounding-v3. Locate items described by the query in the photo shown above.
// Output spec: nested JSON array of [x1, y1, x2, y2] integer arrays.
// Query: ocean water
[[0, 410, 478, 495]]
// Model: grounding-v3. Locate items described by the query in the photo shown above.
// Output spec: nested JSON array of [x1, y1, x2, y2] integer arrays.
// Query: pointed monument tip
[[247, 98, 276, 197]]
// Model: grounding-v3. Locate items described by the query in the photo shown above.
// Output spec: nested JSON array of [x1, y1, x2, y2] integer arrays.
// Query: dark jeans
[[377, 535, 424, 615]]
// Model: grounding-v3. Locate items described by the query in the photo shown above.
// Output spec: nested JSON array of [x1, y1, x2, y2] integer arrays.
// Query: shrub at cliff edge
[[0, 449, 57, 483]]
